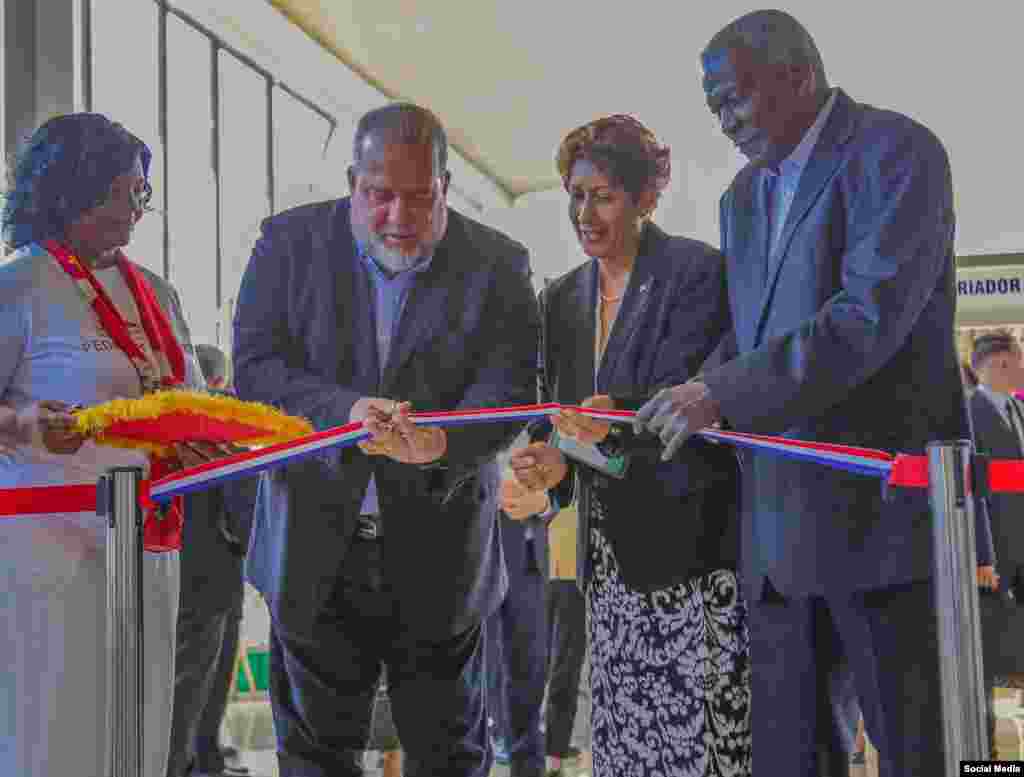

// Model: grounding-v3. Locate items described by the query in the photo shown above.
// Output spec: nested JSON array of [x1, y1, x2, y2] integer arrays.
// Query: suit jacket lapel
[[754, 89, 858, 344], [730, 172, 769, 352], [596, 234, 657, 390], [331, 202, 379, 388]]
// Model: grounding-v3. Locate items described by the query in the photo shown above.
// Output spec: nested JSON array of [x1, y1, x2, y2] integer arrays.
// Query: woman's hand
[[552, 394, 614, 445], [509, 442, 568, 492], [500, 476, 552, 520], [14, 400, 87, 454]]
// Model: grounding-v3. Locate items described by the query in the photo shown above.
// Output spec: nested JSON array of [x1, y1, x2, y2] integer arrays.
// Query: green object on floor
[[235, 648, 270, 693]]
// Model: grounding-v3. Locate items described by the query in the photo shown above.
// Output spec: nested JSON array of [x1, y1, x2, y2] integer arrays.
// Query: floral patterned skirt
[[587, 496, 752, 777]]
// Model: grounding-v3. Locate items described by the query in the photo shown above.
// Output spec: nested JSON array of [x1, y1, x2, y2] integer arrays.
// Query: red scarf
[[44, 239, 185, 551]]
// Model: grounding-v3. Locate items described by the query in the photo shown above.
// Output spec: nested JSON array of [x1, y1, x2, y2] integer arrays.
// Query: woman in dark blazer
[[511, 115, 750, 777]]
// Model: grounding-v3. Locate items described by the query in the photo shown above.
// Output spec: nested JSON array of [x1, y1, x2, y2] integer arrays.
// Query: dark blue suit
[[701, 89, 994, 775], [232, 198, 539, 777], [969, 389, 1024, 753]]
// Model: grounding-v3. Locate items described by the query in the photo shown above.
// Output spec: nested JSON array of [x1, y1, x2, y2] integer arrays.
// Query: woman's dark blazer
[[533, 222, 740, 593]]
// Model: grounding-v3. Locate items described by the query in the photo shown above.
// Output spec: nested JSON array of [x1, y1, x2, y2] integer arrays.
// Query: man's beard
[[366, 236, 424, 273]]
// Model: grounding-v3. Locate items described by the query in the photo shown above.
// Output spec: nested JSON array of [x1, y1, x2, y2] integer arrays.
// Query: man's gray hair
[[352, 102, 448, 174], [705, 9, 827, 87]]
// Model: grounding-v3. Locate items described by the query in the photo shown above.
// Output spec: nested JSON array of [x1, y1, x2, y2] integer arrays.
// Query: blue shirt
[[356, 241, 434, 516], [764, 90, 838, 254]]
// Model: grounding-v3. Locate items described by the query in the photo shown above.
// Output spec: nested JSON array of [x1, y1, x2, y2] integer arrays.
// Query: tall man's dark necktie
[[761, 171, 778, 288]]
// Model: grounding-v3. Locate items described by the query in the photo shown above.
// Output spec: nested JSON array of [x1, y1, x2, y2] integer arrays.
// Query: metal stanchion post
[[926, 441, 988, 773], [100, 467, 145, 777]]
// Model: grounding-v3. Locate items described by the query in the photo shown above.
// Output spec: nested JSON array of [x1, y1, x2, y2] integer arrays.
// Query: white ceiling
[[268, 0, 1024, 254]]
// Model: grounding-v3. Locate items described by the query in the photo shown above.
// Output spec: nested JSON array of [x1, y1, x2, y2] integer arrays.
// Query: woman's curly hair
[[2, 113, 153, 250], [556, 114, 671, 208]]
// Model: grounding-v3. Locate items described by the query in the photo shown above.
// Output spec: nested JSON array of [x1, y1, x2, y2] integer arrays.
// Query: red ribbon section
[[889, 455, 929, 489], [0, 483, 99, 516], [0, 480, 178, 553]]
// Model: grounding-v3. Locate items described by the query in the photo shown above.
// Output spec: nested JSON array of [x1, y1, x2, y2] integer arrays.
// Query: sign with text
[[961, 761, 1023, 774], [956, 266, 1024, 326]]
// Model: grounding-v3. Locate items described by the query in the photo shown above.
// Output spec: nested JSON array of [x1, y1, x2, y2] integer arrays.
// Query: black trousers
[[486, 541, 549, 777], [750, 579, 943, 777], [166, 590, 244, 777], [196, 605, 242, 769], [544, 580, 585, 758], [269, 539, 492, 777]]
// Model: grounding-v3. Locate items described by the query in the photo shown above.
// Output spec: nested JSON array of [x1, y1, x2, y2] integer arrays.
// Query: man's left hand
[[359, 402, 447, 465], [634, 382, 721, 461]]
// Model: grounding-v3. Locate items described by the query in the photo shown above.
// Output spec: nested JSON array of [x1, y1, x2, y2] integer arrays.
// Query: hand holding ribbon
[[553, 394, 614, 445], [359, 401, 447, 465], [634, 381, 721, 461], [20, 400, 87, 455]]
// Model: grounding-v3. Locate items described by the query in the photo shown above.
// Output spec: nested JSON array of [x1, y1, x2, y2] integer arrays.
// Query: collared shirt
[[356, 240, 434, 516], [763, 89, 839, 253]]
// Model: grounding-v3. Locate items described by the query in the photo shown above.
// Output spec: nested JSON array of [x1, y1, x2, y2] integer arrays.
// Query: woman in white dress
[[0, 113, 211, 776]]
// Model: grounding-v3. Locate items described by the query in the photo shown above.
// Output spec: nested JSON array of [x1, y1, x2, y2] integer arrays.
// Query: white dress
[[0, 245, 201, 776]]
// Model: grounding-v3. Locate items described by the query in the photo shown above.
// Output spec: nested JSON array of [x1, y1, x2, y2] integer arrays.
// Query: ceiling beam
[[266, 0, 517, 207]]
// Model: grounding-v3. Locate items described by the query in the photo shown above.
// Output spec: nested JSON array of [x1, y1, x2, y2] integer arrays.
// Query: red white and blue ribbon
[[149, 403, 570, 503], [149, 403, 904, 504], [5, 402, 1024, 517]]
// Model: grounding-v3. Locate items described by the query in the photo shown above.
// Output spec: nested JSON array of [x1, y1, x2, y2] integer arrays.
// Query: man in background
[[487, 436, 555, 777], [168, 344, 257, 777], [542, 502, 586, 777], [970, 331, 1024, 755]]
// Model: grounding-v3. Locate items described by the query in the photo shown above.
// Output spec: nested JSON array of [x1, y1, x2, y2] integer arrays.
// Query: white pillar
[[4, 0, 87, 160]]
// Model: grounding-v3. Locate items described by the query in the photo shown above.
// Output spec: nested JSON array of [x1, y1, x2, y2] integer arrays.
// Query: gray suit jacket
[[702, 88, 993, 599], [232, 198, 540, 639]]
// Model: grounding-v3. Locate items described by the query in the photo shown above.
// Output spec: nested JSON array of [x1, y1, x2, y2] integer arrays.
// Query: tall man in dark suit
[[969, 331, 1024, 751], [636, 10, 994, 775], [232, 102, 539, 777]]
